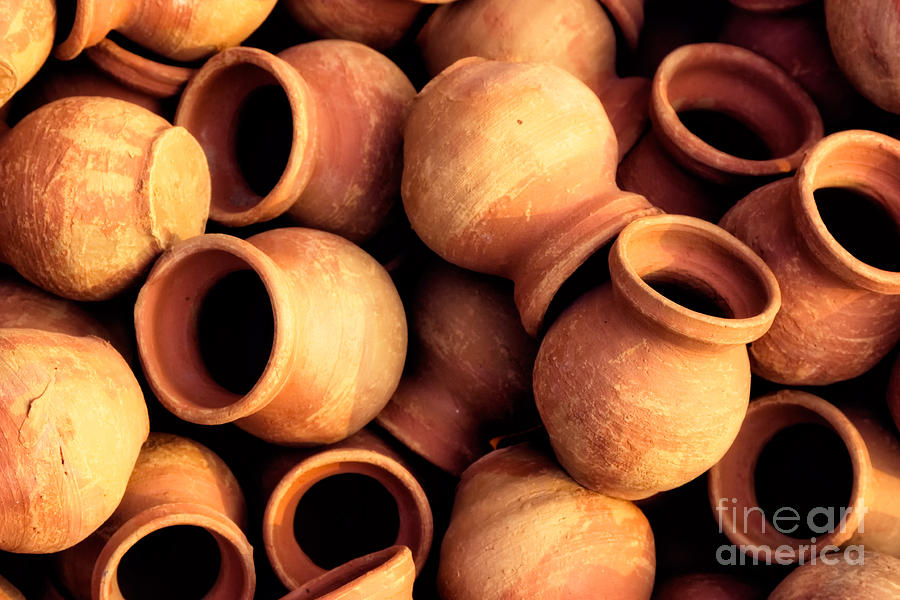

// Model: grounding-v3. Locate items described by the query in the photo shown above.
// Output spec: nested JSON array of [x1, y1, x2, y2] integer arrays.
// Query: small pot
[[278, 546, 414, 600], [134, 229, 407, 445], [653, 573, 763, 599], [57, 433, 255, 600], [534, 214, 781, 499], [769, 551, 900, 599], [402, 58, 659, 336], [0, 0, 55, 107]]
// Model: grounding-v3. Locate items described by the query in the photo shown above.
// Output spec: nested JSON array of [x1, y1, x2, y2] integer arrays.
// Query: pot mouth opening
[[289, 546, 410, 600], [54, 0, 91, 59]]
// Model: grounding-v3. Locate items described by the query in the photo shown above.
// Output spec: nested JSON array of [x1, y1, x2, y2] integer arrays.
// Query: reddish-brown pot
[[279, 546, 414, 600], [262, 430, 432, 590], [0, 0, 55, 108], [0, 575, 24, 600], [825, 0, 900, 114], [768, 551, 900, 599], [890, 355, 900, 433], [0, 329, 149, 553], [57, 433, 255, 600], [417, 0, 650, 158], [376, 262, 538, 475], [533, 214, 781, 500], [720, 130, 900, 385], [617, 43, 823, 221], [54, 0, 277, 62], [653, 574, 763, 599], [0, 96, 209, 301], [134, 228, 407, 445], [728, 0, 813, 11], [402, 58, 659, 336], [176, 42, 414, 241], [710, 390, 900, 562], [438, 443, 655, 599], [85, 38, 195, 98]]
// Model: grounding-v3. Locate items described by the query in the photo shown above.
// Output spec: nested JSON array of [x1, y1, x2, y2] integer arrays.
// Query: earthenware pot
[[653, 574, 763, 599], [598, 0, 644, 49], [438, 443, 655, 599], [134, 228, 407, 445], [376, 262, 538, 475], [720, 130, 900, 384], [176, 42, 414, 241], [0, 96, 209, 301], [617, 43, 823, 221], [57, 433, 254, 600], [533, 214, 781, 500], [0, 0, 55, 107], [769, 551, 900, 599], [402, 58, 659, 336], [0, 329, 149, 553], [279, 546, 414, 600]]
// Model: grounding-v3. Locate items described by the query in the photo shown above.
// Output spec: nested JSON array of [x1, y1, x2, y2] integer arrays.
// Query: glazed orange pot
[[890, 355, 900, 433], [57, 433, 255, 600], [617, 43, 823, 221], [768, 551, 900, 599], [826, 0, 900, 114], [0, 0, 55, 108], [534, 214, 781, 500], [417, 0, 650, 158], [0, 329, 149, 553], [710, 391, 900, 562], [721, 130, 900, 385], [279, 546, 414, 600], [54, 0, 277, 62], [402, 58, 659, 336], [0, 96, 209, 301], [438, 443, 655, 599], [263, 431, 432, 590], [135, 228, 407, 445], [176, 42, 414, 241], [0, 575, 24, 600], [376, 262, 538, 475], [653, 574, 762, 600]]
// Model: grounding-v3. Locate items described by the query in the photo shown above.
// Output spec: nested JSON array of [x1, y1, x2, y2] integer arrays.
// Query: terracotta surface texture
[[769, 551, 900, 599], [0, 0, 55, 108], [84, 38, 196, 98], [279, 546, 415, 600]]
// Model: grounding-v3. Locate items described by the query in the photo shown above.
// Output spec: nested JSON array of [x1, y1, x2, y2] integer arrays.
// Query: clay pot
[[653, 574, 762, 599], [376, 262, 538, 475], [533, 214, 781, 500], [175, 42, 414, 241], [134, 228, 407, 445], [0, 329, 149, 553], [279, 546, 414, 600], [57, 433, 255, 600], [0, 0, 55, 108], [0, 96, 209, 301], [769, 550, 900, 599], [720, 130, 900, 385], [598, 0, 644, 49], [890, 355, 900, 433], [54, 0, 277, 62], [263, 430, 432, 590], [84, 38, 195, 98], [0, 575, 24, 600], [825, 0, 900, 114], [710, 390, 900, 562], [284, 0, 455, 49], [728, 0, 812, 11], [402, 58, 659, 336], [617, 43, 823, 221], [438, 443, 655, 599], [417, 0, 650, 158]]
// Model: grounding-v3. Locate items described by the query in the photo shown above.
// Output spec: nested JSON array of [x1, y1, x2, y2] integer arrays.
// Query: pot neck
[[55, 0, 136, 60]]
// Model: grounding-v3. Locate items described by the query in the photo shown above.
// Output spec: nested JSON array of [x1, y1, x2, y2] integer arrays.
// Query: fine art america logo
[[714, 497, 867, 565]]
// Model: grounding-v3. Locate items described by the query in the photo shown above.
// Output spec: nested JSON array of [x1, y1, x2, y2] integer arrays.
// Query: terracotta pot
[[376, 262, 538, 475], [54, 0, 277, 62], [653, 574, 762, 599], [0, 329, 149, 553], [438, 443, 655, 599], [710, 390, 900, 562], [279, 546, 414, 600], [417, 0, 650, 158], [769, 550, 900, 599], [617, 43, 823, 221], [728, 0, 813, 11], [402, 58, 659, 336], [890, 355, 900, 433], [85, 38, 195, 98], [533, 214, 781, 500], [175, 42, 414, 241], [263, 430, 432, 590], [720, 130, 900, 385], [134, 228, 407, 445], [284, 0, 455, 49], [598, 0, 644, 49], [57, 433, 254, 600], [0, 0, 55, 108], [0, 96, 209, 301], [825, 0, 900, 114], [0, 575, 24, 600]]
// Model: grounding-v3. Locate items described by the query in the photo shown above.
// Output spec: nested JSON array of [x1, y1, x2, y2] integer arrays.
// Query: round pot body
[[769, 551, 900, 599], [0, 0, 55, 107], [278, 546, 414, 600]]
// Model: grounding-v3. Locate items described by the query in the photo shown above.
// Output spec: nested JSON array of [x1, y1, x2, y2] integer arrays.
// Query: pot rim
[[85, 37, 195, 98]]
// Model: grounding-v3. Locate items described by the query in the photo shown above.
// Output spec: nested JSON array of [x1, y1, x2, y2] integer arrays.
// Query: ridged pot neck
[[134, 234, 298, 425], [175, 46, 319, 226], [792, 130, 900, 294], [650, 43, 823, 182], [55, 0, 135, 60], [279, 546, 414, 600], [92, 502, 255, 600], [609, 214, 781, 347]]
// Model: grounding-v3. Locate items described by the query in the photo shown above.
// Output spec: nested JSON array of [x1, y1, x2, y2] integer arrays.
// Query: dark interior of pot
[[676, 109, 772, 161], [644, 274, 734, 318], [54, 0, 77, 44], [815, 187, 900, 272], [293, 473, 400, 570], [236, 85, 294, 197]]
